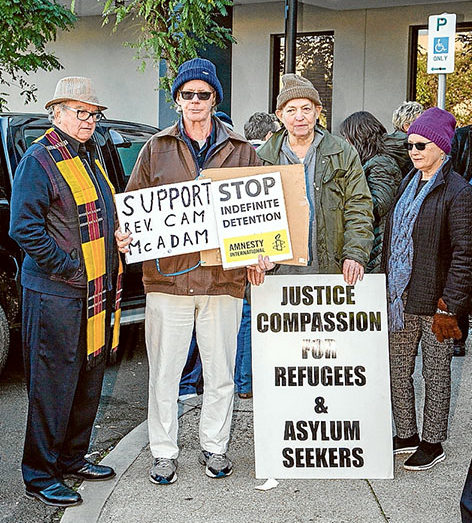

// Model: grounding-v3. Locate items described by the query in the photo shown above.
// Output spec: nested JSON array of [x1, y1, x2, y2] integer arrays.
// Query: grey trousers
[[389, 312, 454, 443]]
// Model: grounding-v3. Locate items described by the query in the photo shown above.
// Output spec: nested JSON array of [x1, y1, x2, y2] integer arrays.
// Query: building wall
[[6, 16, 159, 127], [232, 1, 472, 134]]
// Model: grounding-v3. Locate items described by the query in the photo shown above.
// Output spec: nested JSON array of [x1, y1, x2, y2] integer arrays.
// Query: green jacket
[[257, 127, 374, 273], [363, 153, 401, 273]]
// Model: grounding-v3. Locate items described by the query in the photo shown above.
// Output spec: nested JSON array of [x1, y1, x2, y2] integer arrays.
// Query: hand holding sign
[[342, 259, 364, 285], [246, 254, 275, 286], [115, 228, 132, 254]]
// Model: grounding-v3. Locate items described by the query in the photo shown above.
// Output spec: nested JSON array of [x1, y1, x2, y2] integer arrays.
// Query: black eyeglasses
[[404, 140, 433, 151], [179, 91, 213, 101], [63, 105, 104, 122]]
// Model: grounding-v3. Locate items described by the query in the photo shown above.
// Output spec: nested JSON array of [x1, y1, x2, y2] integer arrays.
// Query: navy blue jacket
[[9, 130, 116, 298]]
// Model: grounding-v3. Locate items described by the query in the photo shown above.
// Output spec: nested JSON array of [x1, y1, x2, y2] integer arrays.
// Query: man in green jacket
[[257, 74, 374, 284]]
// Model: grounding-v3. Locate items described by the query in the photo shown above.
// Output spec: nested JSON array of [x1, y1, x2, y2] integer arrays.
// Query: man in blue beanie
[[116, 57, 272, 484]]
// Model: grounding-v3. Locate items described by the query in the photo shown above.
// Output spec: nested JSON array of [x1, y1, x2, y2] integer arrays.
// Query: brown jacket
[[126, 117, 261, 298]]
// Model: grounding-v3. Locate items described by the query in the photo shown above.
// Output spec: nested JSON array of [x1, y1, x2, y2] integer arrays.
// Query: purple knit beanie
[[407, 107, 456, 154]]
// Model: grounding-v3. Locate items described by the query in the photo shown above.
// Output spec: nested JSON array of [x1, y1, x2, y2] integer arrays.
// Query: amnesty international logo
[[223, 230, 291, 263], [272, 233, 286, 252]]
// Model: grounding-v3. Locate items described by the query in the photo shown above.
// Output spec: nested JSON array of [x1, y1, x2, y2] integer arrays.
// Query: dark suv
[[0, 113, 158, 374]]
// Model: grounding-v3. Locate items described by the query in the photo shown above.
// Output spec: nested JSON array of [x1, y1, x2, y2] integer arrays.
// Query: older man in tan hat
[[9, 77, 122, 507]]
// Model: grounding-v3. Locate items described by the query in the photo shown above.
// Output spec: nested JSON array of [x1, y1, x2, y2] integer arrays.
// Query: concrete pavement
[[62, 351, 472, 523]]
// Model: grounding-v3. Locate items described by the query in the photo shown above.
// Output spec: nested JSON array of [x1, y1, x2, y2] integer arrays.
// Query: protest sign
[[210, 171, 293, 269], [115, 180, 219, 264], [251, 274, 393, 479]]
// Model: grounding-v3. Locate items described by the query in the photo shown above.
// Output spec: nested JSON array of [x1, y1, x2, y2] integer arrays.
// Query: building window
[[271, 32, 334, 130], [409, 23, 472, 126]]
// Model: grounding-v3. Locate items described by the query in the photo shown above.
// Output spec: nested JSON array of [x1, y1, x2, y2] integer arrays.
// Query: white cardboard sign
[[251, 274, 393, 479], [210, 172, 292, 269], [115, 180, 219, 264]]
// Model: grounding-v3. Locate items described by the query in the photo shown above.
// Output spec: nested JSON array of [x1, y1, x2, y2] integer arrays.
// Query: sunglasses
[[180, 91, 213, 101], [404, 140, 433, 151]]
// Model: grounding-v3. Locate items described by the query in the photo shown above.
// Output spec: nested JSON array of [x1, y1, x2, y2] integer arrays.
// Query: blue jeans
[[235, 298, 252, 394]]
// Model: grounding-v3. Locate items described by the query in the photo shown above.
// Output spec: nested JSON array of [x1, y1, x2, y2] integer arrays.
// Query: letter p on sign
[[437, 17, 447, 31]]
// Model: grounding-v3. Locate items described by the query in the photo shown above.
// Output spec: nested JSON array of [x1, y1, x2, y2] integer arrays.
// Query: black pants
[[458, 314, 470, 344], [22, 288, 107, 490], [462, 458, 472, 522]]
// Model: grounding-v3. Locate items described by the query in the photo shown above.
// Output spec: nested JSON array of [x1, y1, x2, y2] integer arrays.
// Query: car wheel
[[0, 305, 10, 375]]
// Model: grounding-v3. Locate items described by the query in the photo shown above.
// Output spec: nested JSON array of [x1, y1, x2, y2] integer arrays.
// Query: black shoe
[[403, 441, 445, 470], [25, 482, 82, 507], [393, 433, 420, 455], [453, 341, 466, 357], [66, 461, 116, 481]]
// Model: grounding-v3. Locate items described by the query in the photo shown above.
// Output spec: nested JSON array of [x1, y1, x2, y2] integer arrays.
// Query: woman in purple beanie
[[382, 107, 472, 470]]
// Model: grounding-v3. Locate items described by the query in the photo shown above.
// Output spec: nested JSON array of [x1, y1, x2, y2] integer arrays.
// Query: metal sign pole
[[428, 13, 456, 110], [284, 0, 298, 74], [437, 74, 446, 109]]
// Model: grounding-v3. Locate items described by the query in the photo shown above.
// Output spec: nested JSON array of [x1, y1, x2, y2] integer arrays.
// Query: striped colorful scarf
[[39, 128, 123, 367]]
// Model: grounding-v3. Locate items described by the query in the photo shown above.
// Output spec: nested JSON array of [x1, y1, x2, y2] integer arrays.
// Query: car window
[[109, 128, 154, 183], [23, 128, 45, 149], [13, 126, 46, 157]]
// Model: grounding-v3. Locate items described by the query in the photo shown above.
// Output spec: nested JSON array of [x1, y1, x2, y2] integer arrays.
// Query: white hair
[[47, 103, 64, 124], [392, 101, 424, 132]]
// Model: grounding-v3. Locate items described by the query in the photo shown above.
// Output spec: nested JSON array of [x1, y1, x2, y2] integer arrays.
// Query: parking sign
[[427, 13, 456, 74]]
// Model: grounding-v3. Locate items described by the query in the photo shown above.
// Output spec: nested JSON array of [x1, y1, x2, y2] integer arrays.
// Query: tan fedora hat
[[45, 76, 107, 111]]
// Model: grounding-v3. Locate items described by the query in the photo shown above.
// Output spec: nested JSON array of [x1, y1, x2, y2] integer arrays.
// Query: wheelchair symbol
[[434, 37, 449, 54]]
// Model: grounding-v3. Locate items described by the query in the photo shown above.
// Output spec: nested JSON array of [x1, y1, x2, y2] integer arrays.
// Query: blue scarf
[[387, 167, 441, 331]]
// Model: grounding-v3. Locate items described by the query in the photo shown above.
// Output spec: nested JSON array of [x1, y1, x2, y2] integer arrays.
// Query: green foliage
[[416, 32, 472, 127], [0, 0, 76, 110], [102, 0, 234, 93]]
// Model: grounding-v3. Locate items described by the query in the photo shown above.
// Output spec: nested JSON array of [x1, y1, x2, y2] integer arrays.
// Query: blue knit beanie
[[171, 58, 223, 105], [408, 107, 456, 154]]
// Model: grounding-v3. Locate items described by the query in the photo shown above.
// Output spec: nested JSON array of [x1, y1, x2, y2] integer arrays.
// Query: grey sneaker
[[199, 450, 233, 478], [149, 457, 177, 484]]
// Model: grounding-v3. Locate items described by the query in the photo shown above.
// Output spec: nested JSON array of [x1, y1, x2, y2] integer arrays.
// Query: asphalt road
[[0, 324, 149, 523]]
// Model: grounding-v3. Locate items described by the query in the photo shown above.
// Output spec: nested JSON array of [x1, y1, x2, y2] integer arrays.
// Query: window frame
[[270, 30, 335, 131], [408, 21, 472, 101]]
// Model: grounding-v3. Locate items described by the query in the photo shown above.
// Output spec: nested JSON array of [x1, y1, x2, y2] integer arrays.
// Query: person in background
[[385, 101, 424, 178], [116, 58, 272, 485], [244, 112, 280, 148], [450, 124, 472, 357], [9, 77, 121, 508], [178, 332, 203, 400], [233, 111, 282, 400], [383, 107, 472, 470], [179, 110, 250, 400], [451, 124, 472, 182], [257, 73, 374, 284], [214, 110, 234, 131], [339, 111, 401, 273]]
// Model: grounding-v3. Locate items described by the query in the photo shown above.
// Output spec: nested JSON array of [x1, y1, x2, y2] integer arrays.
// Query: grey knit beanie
[[276, 73, 322, 110]]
